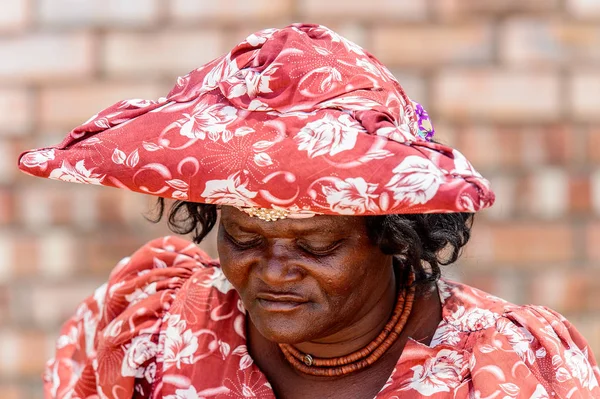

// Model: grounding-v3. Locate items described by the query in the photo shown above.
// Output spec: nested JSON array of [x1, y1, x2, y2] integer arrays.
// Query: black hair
[[150, 198, 473, 287]]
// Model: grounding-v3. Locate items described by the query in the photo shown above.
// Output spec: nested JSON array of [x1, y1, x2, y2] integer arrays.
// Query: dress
[[45, 236, 600, 399]]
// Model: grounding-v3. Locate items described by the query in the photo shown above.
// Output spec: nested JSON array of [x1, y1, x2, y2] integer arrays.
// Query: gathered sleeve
[[43, 236, 217, 399], [468, 304, 600, 398]]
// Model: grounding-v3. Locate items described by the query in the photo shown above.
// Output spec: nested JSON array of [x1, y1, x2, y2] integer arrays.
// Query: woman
[[18, 24, 600, 398]]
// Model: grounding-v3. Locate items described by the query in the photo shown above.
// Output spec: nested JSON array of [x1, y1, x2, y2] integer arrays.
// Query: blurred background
[[0, 0, 599, 397]]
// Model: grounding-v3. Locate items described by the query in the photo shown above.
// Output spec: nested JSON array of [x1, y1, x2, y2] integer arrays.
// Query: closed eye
[[223, 229, 263, 249], [297, 240, 343, 256]]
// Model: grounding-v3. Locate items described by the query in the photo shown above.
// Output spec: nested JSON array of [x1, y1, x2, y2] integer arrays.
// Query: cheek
[[216, 240, 250, 291], [319, 249, 390, 300]]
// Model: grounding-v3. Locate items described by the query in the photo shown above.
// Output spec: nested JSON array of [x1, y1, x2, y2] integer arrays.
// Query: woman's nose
[[258, 241, 303, 285]]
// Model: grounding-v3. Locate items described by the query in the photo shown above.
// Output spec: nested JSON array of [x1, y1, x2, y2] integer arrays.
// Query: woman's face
[[217, 206, 394, 344]]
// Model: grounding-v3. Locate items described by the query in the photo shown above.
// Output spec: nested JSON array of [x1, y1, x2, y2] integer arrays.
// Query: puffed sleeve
[[470, 304, 600, 398], [43, 236, 217, 399]]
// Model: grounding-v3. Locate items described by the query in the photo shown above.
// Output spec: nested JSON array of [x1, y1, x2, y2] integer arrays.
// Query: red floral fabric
[[18, 24, 494, 216], [46, 236, 600, 399]]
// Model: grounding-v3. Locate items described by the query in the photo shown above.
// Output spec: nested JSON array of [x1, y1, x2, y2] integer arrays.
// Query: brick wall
[[1, 0, 599, 397]]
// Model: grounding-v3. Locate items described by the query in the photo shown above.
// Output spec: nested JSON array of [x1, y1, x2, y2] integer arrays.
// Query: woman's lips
[[256, 293, 308, 311]]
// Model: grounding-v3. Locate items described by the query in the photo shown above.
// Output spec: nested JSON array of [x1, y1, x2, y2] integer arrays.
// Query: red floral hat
[[18, 24, 494, 218]]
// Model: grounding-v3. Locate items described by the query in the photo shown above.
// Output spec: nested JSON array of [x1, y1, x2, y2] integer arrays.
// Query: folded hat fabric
[[18, 23, 494, 215]]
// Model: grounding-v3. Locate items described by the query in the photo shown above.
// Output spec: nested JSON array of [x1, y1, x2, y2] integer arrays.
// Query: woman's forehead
[[219, 206, 364, 235]]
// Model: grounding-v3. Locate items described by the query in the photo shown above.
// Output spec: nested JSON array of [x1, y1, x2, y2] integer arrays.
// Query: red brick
[[11, 234, 39, 279], [481, 175, 518, 221], [299, 0, 427, 21], [463, 222, 575, 266], [0, 189, 15, 225], [593, 170, 600, 217], [0, 32, 95, 83], [29, 282, 102, 328], [0, 384, 23, 399], [567, 0, 600, 19], [569, 175, 593, 214], [170, 0, 294, 21], [372, 25, 493, 67], [570, 71, 600, 122], [527, 168, 568, 219], [0, 88, 32, 136], [102, 30, 222, 77], [0, 234, 13, 283], [82, 232, 152, 275], [433, 70, 561, 122], [501, 19, 600, 67], [586, 222, 600, 261], [587, 128, 600, 163], [387, 70, 427, 105], [452, 125, 504, 170], [39, 0, 159, 27], [40, 81, 164, 129], [0, 140, 14, 184], [433, 0, 560, 20], [97, 189, 127, 224], [38, 230, 77, 279], [540, 125, 581, 166], [0, 0, 29, 32], [0, 329, 51, 377]]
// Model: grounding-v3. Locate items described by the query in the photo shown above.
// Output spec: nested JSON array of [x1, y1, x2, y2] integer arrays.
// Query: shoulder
[[45, 236, 242, 399], [100, 235, 238, 332], [433, 279, 600, 397]]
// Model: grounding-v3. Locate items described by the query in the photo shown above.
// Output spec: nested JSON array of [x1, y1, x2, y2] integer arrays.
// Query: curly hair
[[150, 198, 473, 287]]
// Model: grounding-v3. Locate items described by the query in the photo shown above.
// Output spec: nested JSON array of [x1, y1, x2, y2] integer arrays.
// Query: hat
[[18, 23, 494, 218]]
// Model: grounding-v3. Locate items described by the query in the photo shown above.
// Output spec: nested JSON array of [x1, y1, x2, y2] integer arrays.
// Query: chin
[[248, 306, 325, 344]]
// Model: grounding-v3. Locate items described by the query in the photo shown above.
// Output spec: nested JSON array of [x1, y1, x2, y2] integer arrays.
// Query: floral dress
[[45, 236, 600, 398]]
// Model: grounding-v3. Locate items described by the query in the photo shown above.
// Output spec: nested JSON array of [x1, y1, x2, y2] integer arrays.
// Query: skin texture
[[217, 206, 442, 398]]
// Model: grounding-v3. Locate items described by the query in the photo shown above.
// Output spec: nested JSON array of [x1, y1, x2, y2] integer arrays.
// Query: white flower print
[[530, 384, 550, 399], [294, 114, 362, 158], [451, 149, 483, 178], [81, 308, 99, 357], [563, 346, 599, 390], [111, 148, 139, 168], [322, 177, 380, 215], [20, 148, 55, 171], [121, 335, 158, 377], [198, 267, 234, 294], [407, 349, 467, 396], [376, 122, 415, 144], [253, 152, 273, 167], [497, 319, 536, 365], [46, 358, 83, 399], [208, 339, 230, 360], [232, 345, 254, 370], [49, 160, 106, 185], [201, 172, 259, 208], [356, 57, 384, 79], [178, 99, 238, 142], [225, 64, 279, 99], [119, 99, 156, 108], [163, 317, 199, 370], [144, 362, 156, 384], [448, 306, 499, 332], [163, 385, 201, 399], [308, 25, 366, 56], [429, 324, 461, 347], [124, 282, 157, 304], [56, 326, 79, 349], [202, 56, 239, 90], [385, 156, 444, 205]]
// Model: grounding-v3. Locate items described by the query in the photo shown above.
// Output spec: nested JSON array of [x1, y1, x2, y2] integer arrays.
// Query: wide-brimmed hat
[[18, 23, 494, 218]]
